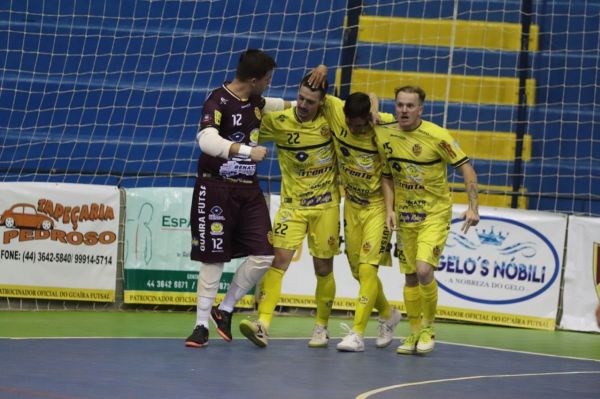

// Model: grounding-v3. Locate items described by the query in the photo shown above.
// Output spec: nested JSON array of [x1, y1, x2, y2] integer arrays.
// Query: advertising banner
[[559, 215, 600, 332], [123, 187, 252, 307], [437, 204, 566, 330], [0, 182, 119, 302]]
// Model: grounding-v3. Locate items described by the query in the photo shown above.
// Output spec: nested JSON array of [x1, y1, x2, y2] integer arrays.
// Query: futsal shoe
[[336, 330, 365, 352], [210, 306, 233, 342], [239, 319, 269, 348], [396, 332, 419, 355], [376, 307, 403, 348], [185, 325, 209, 348], [308, 324, 329, 348], [416, 326, 435, 353]]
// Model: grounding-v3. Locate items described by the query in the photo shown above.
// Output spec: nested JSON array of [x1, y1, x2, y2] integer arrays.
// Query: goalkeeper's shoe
[[185, 325, 209, 348], [416, 326, 435, 353], [239, 319, 269, 348], [308, 324, 329, 348], [375, 307, 402, 348], [396, 332, 419, 355], [210, 306, 233, 342]]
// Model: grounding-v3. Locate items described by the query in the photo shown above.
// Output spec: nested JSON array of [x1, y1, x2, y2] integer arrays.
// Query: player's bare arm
[[382, 175, 396, 231], [458, 162, 480, 233]]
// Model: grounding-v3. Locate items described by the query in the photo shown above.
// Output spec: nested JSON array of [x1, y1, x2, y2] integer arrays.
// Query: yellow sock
[[403, 285, 422, 334], [315, 272, 335, 326], [374, 277, 391, 320], [419, 279, 438, 327], [257, 267, 285, 328], [353, 264, 379, 335]]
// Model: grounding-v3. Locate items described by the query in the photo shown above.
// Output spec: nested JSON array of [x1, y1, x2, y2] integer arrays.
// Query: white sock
[[219, 282, 246, 313], [195, 295, 214, 328]]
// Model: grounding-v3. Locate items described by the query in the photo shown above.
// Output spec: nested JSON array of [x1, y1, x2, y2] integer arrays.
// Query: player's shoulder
[[263, 106, 294, 124], [416, 120, 449, 138], [374, 121, 399, 137]]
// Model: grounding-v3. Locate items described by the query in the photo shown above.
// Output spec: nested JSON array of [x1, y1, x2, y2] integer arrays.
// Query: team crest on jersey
[[320, 124, 331, 137], [254, 106, 262, 121], [277, 114, 288, 122], [328, 235, 337, 247], [362, 241, 372, 253], [412, 144, 422, 156], [439, 140, 456, 158]]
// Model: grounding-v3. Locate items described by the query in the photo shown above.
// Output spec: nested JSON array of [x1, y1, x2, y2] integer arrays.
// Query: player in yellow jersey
[[375, 85, 480, 354], [319, 92, 402, 352], [239, 73, 340, 348]]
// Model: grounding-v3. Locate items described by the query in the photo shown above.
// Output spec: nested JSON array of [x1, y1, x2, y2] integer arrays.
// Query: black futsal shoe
[[210, 306, 233, 342], [185, 325, 209, 348]]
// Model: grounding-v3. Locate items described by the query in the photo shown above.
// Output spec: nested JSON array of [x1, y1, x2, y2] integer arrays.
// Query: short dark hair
[[344, 92, 371, 119], [236, 49, 277, 81], [394, 85, 426, 104], [299, 72, 328, 99]]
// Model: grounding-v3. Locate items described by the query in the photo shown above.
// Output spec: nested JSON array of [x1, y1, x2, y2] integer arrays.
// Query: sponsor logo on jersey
[[254, 107, 262, 121], [439, 140, 456, 158], [210, 222, 224, 236]]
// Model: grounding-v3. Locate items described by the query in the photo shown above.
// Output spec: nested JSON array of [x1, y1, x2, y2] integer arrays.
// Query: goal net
[[1, 0, 598, 216]]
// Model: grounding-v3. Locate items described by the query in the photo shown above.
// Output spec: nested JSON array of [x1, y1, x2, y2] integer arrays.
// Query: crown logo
[[476, 226, 508, 246]]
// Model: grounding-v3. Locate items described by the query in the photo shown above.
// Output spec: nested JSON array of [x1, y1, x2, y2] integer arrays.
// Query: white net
[[1, 0, 598, 216]]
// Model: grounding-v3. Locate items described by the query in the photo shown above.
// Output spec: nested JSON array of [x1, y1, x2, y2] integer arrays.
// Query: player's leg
[[396, 228, 422, 354], [240, 207, 304, 347], [186, 262, 224, 347], [413, 215, 449, 353], [216, 187, 274, 340], [307, 206, 340, 348], [188, 179, 233, 347]]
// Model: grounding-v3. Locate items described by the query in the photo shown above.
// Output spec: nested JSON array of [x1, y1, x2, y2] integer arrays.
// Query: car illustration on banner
[[0, 203, 54, 231]]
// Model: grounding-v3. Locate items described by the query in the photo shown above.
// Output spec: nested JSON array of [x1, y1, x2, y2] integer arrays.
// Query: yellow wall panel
[[450, 130, 532, 161], [359, 16, 539, 51], [351, 69, 535, 106], [450, 183, 528, 209]]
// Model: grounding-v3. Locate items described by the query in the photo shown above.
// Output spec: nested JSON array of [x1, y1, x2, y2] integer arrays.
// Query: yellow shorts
[[396, 211, 451, 274], [272, 205, 340, 259], [344, 201, 392, 274]]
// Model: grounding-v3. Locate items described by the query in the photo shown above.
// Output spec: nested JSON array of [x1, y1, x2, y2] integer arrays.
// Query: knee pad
[[232, 255, 274, 291], [197, 262, 224, 300]]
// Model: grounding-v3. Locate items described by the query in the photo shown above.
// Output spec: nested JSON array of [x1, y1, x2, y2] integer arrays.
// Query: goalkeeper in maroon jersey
[[186, 49, 326, 348]]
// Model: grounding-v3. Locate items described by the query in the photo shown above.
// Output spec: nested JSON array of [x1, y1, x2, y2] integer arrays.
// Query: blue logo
[[437, 215, 560, 305]]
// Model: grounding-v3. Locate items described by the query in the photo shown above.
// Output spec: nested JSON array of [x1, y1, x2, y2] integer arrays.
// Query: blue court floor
[[1, 338, 599, 399]]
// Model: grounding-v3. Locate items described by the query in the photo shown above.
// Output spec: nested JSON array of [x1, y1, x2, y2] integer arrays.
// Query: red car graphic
[[0, 203, 54, 230]]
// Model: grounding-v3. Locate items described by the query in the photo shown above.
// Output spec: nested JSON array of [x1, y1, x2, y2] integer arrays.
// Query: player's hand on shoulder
[[250, 146, 268, 162]]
